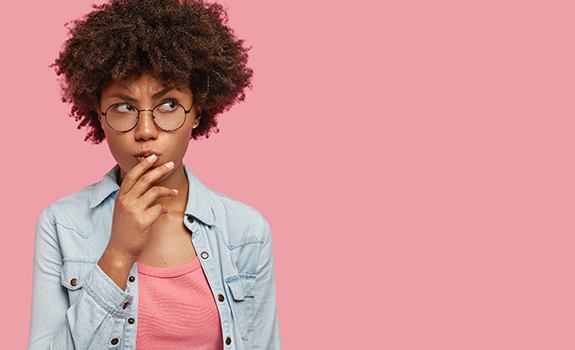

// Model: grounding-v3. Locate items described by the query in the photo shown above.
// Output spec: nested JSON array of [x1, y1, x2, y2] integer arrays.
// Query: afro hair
[[50, 0, 254, 143]]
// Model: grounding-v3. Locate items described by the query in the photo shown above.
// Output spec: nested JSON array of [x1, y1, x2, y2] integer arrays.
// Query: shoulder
[[38, 182, 102, 236], [204, 187, 272, 246]]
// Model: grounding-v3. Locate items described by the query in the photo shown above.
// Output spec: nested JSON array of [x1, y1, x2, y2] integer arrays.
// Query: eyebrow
[[106, 87, 181, 103]]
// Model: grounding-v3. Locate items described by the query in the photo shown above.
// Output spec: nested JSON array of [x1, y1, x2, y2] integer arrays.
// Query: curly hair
[[50, 0, 253, 143]]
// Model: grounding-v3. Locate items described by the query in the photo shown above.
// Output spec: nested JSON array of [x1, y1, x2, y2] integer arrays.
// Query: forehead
[[102, 72, 190, 95]]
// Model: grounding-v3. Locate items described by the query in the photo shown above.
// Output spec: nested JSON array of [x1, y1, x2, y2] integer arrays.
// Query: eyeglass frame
[[99, 100, 195, 132]]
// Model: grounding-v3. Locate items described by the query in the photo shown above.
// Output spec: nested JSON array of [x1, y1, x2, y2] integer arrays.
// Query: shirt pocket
[[224, 273, 256, 341], [60, 260, 98, 305]]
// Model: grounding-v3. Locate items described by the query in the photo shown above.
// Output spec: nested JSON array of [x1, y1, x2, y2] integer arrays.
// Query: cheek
[[167, 134, 192, 159], [104, 135, 130, 162], [174, 134, 191, 153], [106, 140, 122, 160]]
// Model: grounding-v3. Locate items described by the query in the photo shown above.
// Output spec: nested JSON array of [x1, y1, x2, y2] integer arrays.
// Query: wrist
[[99, 246, 136, 268]]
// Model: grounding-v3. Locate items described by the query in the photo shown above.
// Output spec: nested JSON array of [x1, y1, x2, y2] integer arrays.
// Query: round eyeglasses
[[100, 100, 193, 132]]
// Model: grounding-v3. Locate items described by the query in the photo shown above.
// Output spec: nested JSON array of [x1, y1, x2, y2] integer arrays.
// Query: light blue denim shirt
[[27, 163, 281, 350]]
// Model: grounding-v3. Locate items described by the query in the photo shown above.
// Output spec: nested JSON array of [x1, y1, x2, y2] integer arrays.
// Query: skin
[[99, 71, 199, 194], [96, 71, 203, 290]]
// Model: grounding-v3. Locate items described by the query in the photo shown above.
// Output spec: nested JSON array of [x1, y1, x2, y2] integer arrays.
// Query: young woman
[[27, 0, 281, 349]]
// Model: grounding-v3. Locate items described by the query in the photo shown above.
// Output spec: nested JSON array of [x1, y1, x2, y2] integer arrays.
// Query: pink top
[[135, 256, 223, 349]]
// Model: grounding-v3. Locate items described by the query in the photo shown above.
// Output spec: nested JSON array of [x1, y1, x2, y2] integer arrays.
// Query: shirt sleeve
[[27, 205, 133, 350], [251, 215, 282, 349]]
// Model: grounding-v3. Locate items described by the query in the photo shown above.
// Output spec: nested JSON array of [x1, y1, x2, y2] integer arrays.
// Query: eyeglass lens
[[105, 101, 186, 131]]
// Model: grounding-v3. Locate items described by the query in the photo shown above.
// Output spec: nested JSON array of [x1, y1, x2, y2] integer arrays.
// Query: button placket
[[123, 263, 139, 348], [108, 317, 124, 347], [187, 218, 233, 347]]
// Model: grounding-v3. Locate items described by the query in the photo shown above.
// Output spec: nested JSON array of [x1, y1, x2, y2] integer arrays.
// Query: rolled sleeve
[[27, 205, 132, 350], [83, 263, 133, 315]]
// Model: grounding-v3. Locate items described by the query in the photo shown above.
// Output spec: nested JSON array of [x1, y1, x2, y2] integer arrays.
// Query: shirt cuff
[[83, 263, 133, 315]]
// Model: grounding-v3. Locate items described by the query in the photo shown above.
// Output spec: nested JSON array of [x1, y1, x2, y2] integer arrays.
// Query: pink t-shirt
[[135, 255, 223, 349]]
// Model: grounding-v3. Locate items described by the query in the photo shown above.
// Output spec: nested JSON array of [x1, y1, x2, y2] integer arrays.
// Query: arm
[[27, 206, 133, 350], [251, 216, 282, 349]]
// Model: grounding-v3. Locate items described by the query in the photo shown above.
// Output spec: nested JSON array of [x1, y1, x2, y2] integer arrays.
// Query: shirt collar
[[89, 163, 216, 226]]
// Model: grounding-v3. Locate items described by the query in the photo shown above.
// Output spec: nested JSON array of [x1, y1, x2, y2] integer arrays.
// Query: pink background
[[1, 0, 574, 348]]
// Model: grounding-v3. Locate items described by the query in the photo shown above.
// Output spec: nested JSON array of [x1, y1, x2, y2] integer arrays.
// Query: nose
[[133, 109, 159, 141]]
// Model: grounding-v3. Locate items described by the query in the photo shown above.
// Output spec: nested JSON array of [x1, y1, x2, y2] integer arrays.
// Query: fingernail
[[172, 189, 179, 194], [165, 161, 175, 169], [146, 154, 157, 162]]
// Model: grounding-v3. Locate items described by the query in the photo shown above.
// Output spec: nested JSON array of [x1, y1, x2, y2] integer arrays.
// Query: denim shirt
[[27, 163, 281, 350]]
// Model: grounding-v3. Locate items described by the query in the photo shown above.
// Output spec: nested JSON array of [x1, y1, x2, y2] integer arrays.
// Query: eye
[[112, 103, 136, 113], [157, 99, 179, 113]]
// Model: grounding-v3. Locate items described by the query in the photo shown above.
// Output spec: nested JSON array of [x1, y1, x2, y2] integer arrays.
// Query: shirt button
[[128, 318, 135, 324], [225, 336, 232, 345], [123, 302, 129, 309], [70, 278, 78, 286], [200, 251, 209, 259], [111, 338, 119, 345], [128, 276, 135, 282], [187, 216, 194, 223], [217, 294, 225, 302]]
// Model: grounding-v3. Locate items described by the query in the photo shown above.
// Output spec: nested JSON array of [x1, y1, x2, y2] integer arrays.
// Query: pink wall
[[2, 0, 575, 348]]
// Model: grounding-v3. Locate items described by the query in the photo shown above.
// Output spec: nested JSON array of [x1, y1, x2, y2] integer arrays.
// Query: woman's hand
[[108, 154, 179, 261]]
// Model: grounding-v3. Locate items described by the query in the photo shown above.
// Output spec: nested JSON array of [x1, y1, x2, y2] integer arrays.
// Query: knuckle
[[116, 196, 128, 207], [153, 186, 169, 195], [151, 204, 161, 215], [152, 186, 165, 196], [126, 205, 138, 216], [135, 216, 147, 228], [140, 173, 152, 184]]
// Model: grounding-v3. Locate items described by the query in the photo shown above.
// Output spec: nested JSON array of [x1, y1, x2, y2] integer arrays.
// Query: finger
[[118, 154, 159, 196], [128, 160, 177, 199], [137, 186, 178, 210], [145, 203, 168, 222]]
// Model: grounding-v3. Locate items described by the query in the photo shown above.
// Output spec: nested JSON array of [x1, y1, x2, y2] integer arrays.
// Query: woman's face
[[98, 71, 200, 182]]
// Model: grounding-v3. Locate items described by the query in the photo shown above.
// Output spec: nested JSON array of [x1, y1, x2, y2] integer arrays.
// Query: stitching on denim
[[62, 257, 99, 263], [55, 223, 85, 237], [83, 268, 131, 317], [214, 225, 264, 249]]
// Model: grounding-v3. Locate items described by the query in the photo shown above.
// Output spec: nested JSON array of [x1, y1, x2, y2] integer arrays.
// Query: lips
[[134, 151, 158, 157], [134, 151, 160, 163]]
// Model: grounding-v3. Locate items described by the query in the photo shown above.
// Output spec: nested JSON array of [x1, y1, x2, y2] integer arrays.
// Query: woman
[[27, 0, 281, 349]]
